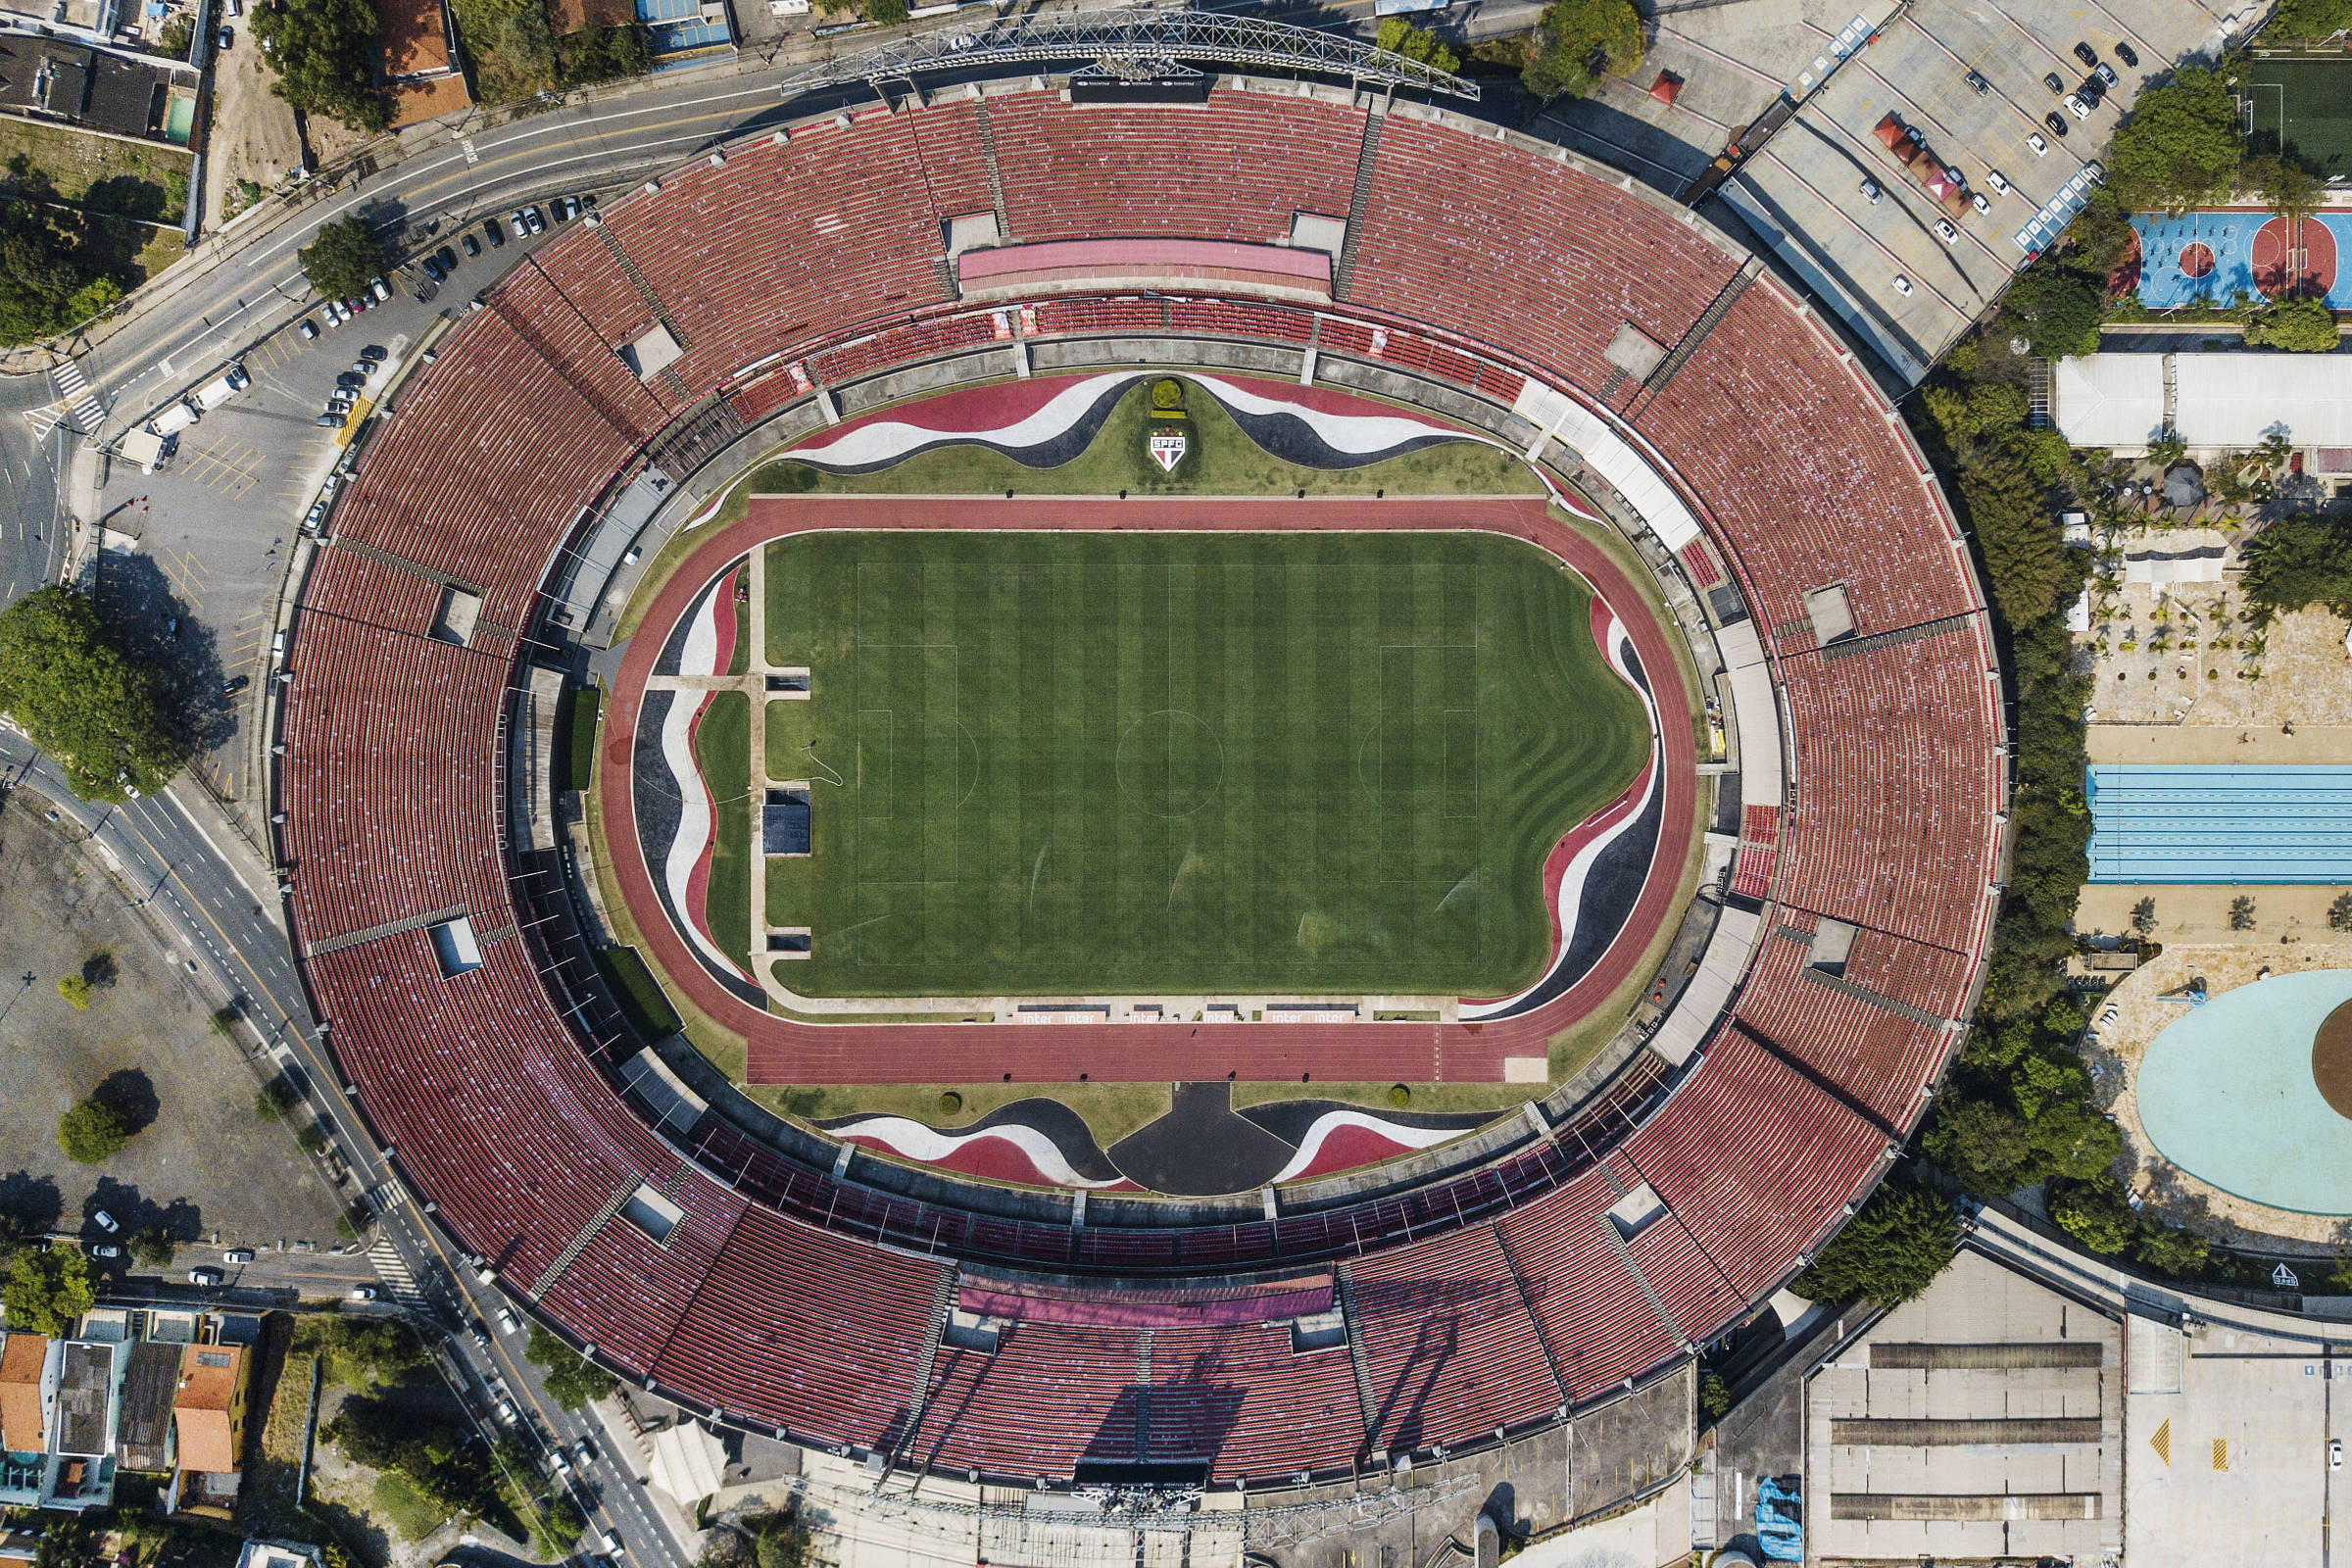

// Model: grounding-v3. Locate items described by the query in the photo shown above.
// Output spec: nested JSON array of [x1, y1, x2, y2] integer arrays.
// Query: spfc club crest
[[1149, 429, 1188, 472]]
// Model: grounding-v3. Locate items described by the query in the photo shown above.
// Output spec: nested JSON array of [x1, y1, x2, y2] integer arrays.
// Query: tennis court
[[2086, 764, 2352, 883]]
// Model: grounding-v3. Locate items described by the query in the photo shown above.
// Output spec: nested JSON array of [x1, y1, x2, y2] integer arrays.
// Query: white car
[[2028, 133, 2049, 157], [188, 1267, 224, 1287], [1935, 219, 1959, 244], [1891, 275, 1914, 297], [1984, 169, 2011, 195], [223, 1248, 255, 1264], [2333, 1439, 2343, 1470], [349, 1286, 377, 1301], [92, 1209, 119, 1234], [1971, 192, 1990, 214], [498, 1306, 520, 1334], [2064, 92, 2091, 121], [1859, 178, 1882, 204]]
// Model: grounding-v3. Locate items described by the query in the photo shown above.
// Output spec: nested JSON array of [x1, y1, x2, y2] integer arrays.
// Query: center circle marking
[[1114, 710, 1225, 818]]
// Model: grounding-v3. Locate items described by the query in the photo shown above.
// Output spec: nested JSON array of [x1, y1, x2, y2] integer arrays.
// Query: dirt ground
[[0, 787, 341, 1263], [202, 33, 308, 229]]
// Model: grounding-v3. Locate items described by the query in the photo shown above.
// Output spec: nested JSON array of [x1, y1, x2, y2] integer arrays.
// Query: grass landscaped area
[[690, 691, 751, 973], [0, 117, 192, 220], [751, 528, 1648, 998]]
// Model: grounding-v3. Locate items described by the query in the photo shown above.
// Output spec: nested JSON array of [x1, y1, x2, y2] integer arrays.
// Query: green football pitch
[[759, 530, 1649, 999], [2241, 59, 2352, 178]]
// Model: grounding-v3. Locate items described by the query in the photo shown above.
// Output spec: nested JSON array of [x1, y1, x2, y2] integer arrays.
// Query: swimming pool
[[2085, 764, 2352, 883], [2138, 969, 2352, 1214]]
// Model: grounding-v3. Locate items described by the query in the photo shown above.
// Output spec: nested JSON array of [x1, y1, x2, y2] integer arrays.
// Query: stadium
[[273, 24, 2005, 1496]]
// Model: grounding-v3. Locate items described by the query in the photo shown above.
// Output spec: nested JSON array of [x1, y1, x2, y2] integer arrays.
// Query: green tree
[[560, 22, 649, 83], [2230, 894, 2258, 930], [0, 180, 99, 347], [298, 216, 382, 306], [2048, 1178, 2135, 1254], [256, 1077, 299, 1121], [2105, 67, 2241, 215], [525, 1322, 619, 1408], [1792, 1177, 1958, 1306], [2243, 296, 2341, 353], [2132, 897, 2158, 936], [5, 1244, 97, 1335], [57, 1096, 132, 1163], [1521, 0, 1643, 99], [751, 1515, 811, 1568], [1697, 1370, 1732, 1421], [152, 12, 195, 57], [57, 974, 91, 1009], [2330, 892, 2352, 933], [2264, 0, 2352, 40], [1924, 1095, 2036, 1193], [0, 587, 177, 801], [1376, 16, 1461, 74], [2243, 515, 2352, 621], [2241, 152, 2326, 220], [2132, 1221, 2209, 1277], [127, 1228, 175, 1267], [2003, 268, 2102, 360], [252, 0, 391, 130], [864, 0, 907, 21]]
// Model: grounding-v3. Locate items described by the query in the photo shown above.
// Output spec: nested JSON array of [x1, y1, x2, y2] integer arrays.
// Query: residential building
[[116, 1340, 182, 1473]]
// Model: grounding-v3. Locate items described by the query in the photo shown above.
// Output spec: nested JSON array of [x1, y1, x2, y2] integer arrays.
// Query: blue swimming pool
[[2138, 970, 2352, 1214], [2085, 764, 2352, 883]]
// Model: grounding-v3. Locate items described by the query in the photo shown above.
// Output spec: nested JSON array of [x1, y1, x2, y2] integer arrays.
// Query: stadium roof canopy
[[776, 5, 1480, 102]]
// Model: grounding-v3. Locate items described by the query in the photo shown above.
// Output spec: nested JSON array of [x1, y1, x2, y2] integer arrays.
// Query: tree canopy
[[2106, 68, 2241, 214], [251, 0, 391, 132], [2264, 0, 2352, 39], [0, 169, 129, 347], [299, 216, 383, 305], [2240, 152, 2325, 220], [1376, 17, 1461, 74], [2243, 296, 2341, 353], [525, 1322, 620, 1408], [1792, 1177, 1958, 1307], [0, 587, 177, 802], [2003, 268, 2103, 360], [1521, 0, 1643, 100], [5, 1245, 97, 1336], [2242, 514, 2352, 621], [559, 21, 650, 83], [57, 1096, 132, 1163]]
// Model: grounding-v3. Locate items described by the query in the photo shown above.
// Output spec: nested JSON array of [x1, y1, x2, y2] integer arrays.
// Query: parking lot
[[99, 201, 585, 832], [1711, 0, 2247, 383]]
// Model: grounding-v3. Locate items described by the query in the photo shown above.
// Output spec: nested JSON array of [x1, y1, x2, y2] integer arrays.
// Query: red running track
[[600, 495, 1699, 1085]]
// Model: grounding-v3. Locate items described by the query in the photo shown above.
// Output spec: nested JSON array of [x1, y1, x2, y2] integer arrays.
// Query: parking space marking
[[175, 439, 267, 499]]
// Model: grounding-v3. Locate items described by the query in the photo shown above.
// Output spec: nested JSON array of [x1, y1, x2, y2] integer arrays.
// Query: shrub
[[2330, 892, 2352, 934], [2048, 1177, 2135, 1254], [936, 1090, 962, 1115], [127, 1228, 174, 1267], [864, 0, 907, 21], [2230, 895, 2258, 930], [1697, 1371, 1731, 1421], [256, 1078, 299, 1121], [57, 974, 90, 1009], [1387, 1084, 1411, 1108], [57, 1097, 131, 1163]]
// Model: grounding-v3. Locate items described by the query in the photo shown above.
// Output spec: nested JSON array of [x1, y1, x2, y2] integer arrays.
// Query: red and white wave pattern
[[788, 370, 1473, 468], [829, 1116, 1135, 1191], [661, 566, 744, 981], [1267, 1110, 1468, 1184], [1458, 598, 1660, 1020]]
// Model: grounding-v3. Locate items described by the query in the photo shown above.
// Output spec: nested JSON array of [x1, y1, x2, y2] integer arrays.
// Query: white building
[[2054, 352, 2352, 465]]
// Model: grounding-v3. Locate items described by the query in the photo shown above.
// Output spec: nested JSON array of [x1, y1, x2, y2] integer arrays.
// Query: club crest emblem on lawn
[[1147, 377, 1188, 473]]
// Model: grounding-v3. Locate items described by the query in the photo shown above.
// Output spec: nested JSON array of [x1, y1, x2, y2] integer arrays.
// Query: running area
[[752, 527, 1650, 999], [2132, 210, 2348, 309], [2085, 764, 2352, 883]]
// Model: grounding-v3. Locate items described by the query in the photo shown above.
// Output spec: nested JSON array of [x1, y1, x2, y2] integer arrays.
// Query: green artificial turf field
[[756, 528, 1647, 998]]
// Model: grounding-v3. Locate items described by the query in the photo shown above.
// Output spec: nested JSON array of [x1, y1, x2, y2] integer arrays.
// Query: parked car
[[2027, 132, 2049, 156], [498, 1306, 520, 1334], [297, 318, 318, 341], [573, 1436, 597, 1463], [188, 1267, 224, 1287], [1859, 177, 1882, 204], [223, 1248, 255, 1264], [484, 217, 506, 248], [335, 371, 367, 390], [420, 254, 445, 282], [89, 1243, 120, 1260], [2073, 40, 2098, 68], [349, 1286, 377, 1301], [223, 674, 249, 696], [2044, 113, 2069, 137], [521, 205, 545, 235], [92, 1209, 119, 1234], [1965, 69, 1988, 95], [315, 413, 346, 428], [2043, 71, 2064, 93], [1891, 275, 1914, 296], [1971, 191, 1990, 214], [462, 232, 480, 258], [369, 276, 390, 302], [2115, 40, 2137, 67], [2093, 61, 2118, 88], [601, 1531, 622, 1555], [1984, 169, 2011, 194], [2333, 1439, 2343, 1470], [360, 343, 386, 362], [216, 24, 231, 49], [1934, 219, 1958, 244], [435, 244, 459, 273]]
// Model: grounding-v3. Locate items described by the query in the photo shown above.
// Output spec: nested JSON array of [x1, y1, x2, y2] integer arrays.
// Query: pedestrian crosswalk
[[51, 357, 104, 436], [368, 1237, 428, 1306]]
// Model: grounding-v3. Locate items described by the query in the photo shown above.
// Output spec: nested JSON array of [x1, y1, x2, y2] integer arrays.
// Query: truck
[[191, 365, 251, 412], [150, 398, 200, 437]]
